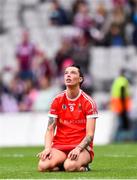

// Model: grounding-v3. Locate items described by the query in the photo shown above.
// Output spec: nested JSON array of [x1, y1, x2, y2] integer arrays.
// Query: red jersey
[[48, 89, 98, 156]]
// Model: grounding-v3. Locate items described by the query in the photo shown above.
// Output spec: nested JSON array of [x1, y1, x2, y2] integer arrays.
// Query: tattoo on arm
[[77, 135, 93, 151], [47, 117, 56, 131]]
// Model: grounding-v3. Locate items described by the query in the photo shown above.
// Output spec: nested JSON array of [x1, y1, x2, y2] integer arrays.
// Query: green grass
[[0, 143, 137, 179]]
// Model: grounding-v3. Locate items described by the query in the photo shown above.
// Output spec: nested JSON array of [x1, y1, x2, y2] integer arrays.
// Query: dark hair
[[71, 64, 84, 86]]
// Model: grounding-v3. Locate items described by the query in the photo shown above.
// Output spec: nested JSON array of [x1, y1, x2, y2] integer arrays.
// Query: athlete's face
[[64, 66, 82, 87]]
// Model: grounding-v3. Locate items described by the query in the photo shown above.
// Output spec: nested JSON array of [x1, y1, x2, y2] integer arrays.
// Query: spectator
[[73, 0, 93, 44], [90, 2, 108, 46], [110, 69, 132, 141], [129, 84, 137, 140], [105, 23, 126, 46], [132, 25, 137, 46], [73, 1, 93, 31], [0, 77, 19, 112], [112, 0, 127, 7], [0, 74, 7, 112], [33, 75, 60, 112], [0, 92, 19, 112], [49, 0, 70, 26], [71, 0, 87, 17], [16, 30, 39, 80], [72, 34, 90, 74], [32, 51, 53, 81], [55, 38, 73, 76], [72, 34, 93, 94], [111, 6, 126, 28], [105, 6, 126, 46], [19, 78, 38, 112]]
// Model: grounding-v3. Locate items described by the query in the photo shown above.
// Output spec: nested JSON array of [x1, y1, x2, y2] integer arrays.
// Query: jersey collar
[[65, 89, 82, 101]]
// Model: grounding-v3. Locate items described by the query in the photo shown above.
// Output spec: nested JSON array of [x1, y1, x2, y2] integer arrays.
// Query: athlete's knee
[[38, 159, 59, 172], [64, 160, 80, 172], [38, 165, 46, 172], [38, 160, 51, 172]]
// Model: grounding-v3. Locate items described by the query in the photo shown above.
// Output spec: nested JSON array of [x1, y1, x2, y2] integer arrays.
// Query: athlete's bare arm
[[78, 118, 96, 151], [37, 116, 56, 160], [45, 116, 56, 149], [68, 118, 96, 160], [77, 135, 93, 150]]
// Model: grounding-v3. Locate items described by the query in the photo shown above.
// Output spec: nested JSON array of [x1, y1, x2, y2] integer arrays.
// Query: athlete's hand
[[37, 148, 52, 160], [68, 146, 81, 160]]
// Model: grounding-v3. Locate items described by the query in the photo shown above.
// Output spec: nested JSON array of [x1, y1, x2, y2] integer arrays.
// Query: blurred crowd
[[0, 0, 137, 113], [0, 30, 59, 112], [0, 28, 93, 112], [46, 0, 137, 46]]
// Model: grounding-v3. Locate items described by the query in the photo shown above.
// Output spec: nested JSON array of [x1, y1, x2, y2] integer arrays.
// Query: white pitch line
[[104, 154, 136, 157], [0, 154, 24, 157]]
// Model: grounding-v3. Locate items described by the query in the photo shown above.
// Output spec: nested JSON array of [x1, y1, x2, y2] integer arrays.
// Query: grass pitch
[[0, 143, 137, 179]]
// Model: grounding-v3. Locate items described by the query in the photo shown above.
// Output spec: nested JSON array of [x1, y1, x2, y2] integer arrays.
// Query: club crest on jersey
[[62, 104, 67, 110], [59, 118, 63, 124], [78, 103, 82, 110]]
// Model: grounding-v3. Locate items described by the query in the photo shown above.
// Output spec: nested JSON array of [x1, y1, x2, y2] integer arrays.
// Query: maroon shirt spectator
[[73, 2, 93, 31], [16, 31, 38, 80], [32, 51, 53, 81], [55, 38, 73, 76], [112, 0, 126, 7]]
